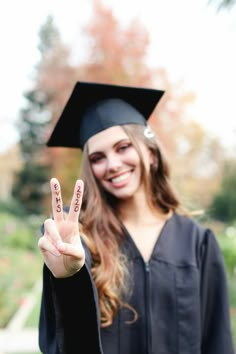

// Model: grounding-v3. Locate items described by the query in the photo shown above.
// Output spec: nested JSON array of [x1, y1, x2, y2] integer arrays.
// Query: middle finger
[[67, 179, 84, 223]]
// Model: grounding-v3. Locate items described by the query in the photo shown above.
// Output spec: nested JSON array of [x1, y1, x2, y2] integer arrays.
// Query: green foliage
[[209, 161, 236, 222], [24, 294, 41, 328], [0, 247, 42, 328], [0, 209, 43, 328], [17, 90, 51, 162], [13, 79, 51, 215], [37, 14, 61, 56], [217, 225, 236, 276], [12, 162, 50, 215], [0, 211, 43, 250], [209, 0, 236, 10], [231, 310, 236, 350], [13, 15, 63, 216], [0, 199, 28, 218], [227, 273, 236, 349], [228, 275, 236, 308], [217, 224, 236, 347]]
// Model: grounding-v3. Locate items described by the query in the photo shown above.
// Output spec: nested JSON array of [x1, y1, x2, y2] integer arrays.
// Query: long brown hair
[[79, 124, 180, 327]]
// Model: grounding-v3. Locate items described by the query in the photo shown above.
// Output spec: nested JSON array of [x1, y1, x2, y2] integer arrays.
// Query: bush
[[209, 161, 236, 223], [0, 247, 42, 327], [217, 225, 236, 276], [0, 209, 43, 328], [0, 211, 43, 251]]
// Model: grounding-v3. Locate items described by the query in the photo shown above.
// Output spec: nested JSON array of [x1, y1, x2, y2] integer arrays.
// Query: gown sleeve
[[38, 256, 103, 354], [200, 229, 235, 354]]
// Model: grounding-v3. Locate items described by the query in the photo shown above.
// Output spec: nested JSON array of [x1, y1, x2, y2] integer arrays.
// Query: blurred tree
[[13, 15, 76, 214], [209, 160, 236, 222], [40, 0, 178, 203], [68, 0, 228, 211], [80, 0, 152, 85], [221, 0, 236, 6], [170, 121, 226, 210], [53, 0, 209, 206], [13, 1, 230, 215], [209, 0, 236, 10]]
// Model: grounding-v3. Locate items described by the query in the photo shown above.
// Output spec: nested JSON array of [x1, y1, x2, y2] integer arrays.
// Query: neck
[[117, 189, 167, 225]]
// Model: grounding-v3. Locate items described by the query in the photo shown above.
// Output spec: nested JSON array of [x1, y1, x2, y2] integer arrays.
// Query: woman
[[38, 81, 234, 354]]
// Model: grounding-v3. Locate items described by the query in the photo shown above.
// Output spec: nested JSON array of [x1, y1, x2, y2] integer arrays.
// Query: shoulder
[[169, 212, 210, 243], [160, 213, 218, 267]]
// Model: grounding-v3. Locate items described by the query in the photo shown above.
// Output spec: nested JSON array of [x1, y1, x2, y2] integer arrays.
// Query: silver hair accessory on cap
[[144, 125, 155, 138]]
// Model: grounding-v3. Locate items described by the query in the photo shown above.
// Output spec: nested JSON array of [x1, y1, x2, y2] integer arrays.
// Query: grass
[[0, 210, 43, 328], [0, 248, 43, 327], [24, 293, 41, 328]]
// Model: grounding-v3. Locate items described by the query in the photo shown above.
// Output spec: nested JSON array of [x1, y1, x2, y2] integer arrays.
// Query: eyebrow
[[88, 138, 130, 156]]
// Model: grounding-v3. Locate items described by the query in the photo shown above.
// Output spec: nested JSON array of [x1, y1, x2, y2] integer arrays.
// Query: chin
[[102, 180, 141, 199], [110, 187, 137, 200]]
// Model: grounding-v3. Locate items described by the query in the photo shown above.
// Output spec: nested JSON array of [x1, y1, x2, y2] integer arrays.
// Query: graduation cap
[[47, 81, 165, 149]]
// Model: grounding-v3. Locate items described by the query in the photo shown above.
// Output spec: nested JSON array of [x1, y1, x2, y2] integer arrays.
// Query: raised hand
[[38, 178, 85, 278]]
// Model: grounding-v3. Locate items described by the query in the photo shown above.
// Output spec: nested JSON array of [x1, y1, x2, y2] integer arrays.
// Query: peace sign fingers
[[67, 179, 84, 223]]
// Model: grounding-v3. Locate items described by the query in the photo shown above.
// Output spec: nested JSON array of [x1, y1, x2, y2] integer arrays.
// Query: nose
[[106, 153, 122, 172]]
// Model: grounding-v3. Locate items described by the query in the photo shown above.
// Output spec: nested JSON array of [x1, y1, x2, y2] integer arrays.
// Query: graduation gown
[[38, 213, 235, 354]]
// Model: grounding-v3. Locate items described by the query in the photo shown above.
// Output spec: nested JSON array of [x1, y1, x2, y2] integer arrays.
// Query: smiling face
[[87, 125, 154, 200]]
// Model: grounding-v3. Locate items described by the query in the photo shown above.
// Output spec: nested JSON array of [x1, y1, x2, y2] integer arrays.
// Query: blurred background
[[0, 0, 235, 352]]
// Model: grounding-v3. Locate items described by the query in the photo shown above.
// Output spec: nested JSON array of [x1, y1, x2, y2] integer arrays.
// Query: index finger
[[50, 178, 64, 223], [67, 179, 84, 223]]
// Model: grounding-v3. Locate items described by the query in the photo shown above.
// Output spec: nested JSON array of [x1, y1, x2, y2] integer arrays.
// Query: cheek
[[128, 149, 141, 164], [91, 164, 106, 180]]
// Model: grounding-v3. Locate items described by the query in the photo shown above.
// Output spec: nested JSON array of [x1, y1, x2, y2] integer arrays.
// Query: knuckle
[[44, 218, 53, 227], [38, 235, 45, 248]]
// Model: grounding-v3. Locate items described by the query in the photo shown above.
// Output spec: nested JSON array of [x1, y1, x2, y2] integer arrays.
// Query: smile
[[110, 172, 131, 184]]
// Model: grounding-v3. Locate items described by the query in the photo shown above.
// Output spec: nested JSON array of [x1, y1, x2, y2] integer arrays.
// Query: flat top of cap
[[47, 81, 165, 148]]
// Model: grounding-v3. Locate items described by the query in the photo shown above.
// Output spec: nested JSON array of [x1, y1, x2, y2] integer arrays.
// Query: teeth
[[111, 172, 130, 183]]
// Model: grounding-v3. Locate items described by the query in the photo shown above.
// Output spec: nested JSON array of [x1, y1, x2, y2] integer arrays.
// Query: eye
[[117, 142, 132, 152], [89, 154, 104, 164]]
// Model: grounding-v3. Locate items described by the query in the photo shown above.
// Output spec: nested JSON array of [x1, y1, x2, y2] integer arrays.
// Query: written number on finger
[[74, 185, 82, 212]]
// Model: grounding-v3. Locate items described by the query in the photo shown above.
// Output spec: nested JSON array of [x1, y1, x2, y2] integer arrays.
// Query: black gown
[[38, 213, 235, 354]]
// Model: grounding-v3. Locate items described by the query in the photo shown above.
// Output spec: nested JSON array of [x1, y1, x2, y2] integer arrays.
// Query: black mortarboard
[[47, 81, 165, 149]]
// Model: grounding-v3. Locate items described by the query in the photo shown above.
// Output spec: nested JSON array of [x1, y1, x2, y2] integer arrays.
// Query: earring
[[144, 125, 155, 138]]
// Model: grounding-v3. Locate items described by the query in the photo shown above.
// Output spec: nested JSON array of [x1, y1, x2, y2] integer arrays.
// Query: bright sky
[[1, 0, 236, 153]]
